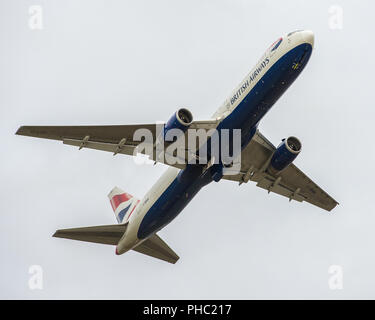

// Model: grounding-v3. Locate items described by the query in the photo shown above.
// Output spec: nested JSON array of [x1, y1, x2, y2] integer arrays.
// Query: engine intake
[[268, 136, 301, 174], [164, 108, 193, 140]]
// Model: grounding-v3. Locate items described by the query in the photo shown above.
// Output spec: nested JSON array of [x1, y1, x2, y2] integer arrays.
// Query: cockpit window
[[271, 38, 282, 52]]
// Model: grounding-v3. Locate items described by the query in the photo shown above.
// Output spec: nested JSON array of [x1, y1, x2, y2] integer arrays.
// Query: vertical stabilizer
[[108, 187, 140, 223]]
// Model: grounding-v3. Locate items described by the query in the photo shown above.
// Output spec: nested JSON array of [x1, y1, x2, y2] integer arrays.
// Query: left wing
[[16, 120, 218, 169], [223, 131, 338, 211]]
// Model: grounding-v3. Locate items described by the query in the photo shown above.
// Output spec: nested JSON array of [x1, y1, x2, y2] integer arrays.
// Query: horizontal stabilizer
[[133, 234, 179, 264], [53, 223, 128, 245]]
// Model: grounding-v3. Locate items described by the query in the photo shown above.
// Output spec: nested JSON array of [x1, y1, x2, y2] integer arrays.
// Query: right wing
[[16, 120, 218, 170], [223, 131, 338, 211]]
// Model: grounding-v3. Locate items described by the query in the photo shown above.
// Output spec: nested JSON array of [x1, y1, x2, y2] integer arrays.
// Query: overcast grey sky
[[1, 0, 375, 299]]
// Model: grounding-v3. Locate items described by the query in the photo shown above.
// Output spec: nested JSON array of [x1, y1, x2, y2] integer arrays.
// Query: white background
[[1, 0, 374, 298]]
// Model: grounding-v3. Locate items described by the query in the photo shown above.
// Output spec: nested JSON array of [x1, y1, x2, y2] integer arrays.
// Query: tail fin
[[108, 187, 140, 223]]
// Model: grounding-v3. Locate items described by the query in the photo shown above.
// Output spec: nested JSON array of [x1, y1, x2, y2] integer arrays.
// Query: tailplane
[[108, 186, 140, 223], [53, 223, 128, 245], [52, 224, 179, 264], [133, 234, 180, 264], [52, 187, 179, 264]]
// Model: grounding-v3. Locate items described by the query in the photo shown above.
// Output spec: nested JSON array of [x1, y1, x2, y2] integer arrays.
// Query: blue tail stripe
[[117, 204, 131, 223]]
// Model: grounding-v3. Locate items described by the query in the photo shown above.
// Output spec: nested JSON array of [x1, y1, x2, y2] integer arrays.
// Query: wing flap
[[53, 223, 128, 245], [132, 234, 179, 264], [63, 138, 136, 157], [256, 176, 305, 202]]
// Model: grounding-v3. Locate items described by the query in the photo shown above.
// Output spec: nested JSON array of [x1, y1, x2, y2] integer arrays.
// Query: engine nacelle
[[164, 108, 193, 140], [268, 136, 301, 174]]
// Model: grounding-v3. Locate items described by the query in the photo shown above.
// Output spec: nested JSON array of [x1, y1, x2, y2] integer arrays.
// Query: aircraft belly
[[137, 165, 212, 239]]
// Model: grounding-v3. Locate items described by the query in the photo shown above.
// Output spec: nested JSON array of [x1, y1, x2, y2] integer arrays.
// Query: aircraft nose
[[301, 30, 314, 48]]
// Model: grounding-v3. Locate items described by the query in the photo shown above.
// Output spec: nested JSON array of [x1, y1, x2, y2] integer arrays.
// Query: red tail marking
[[110, 193, 132, 211]]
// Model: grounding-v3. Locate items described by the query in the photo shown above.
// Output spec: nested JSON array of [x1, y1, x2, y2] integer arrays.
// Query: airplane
[[16, 30, 338, 264]]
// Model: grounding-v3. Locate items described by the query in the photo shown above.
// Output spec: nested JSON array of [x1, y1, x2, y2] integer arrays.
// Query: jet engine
[[164, 108, 193, 140], [268, 136, 301, 174]]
